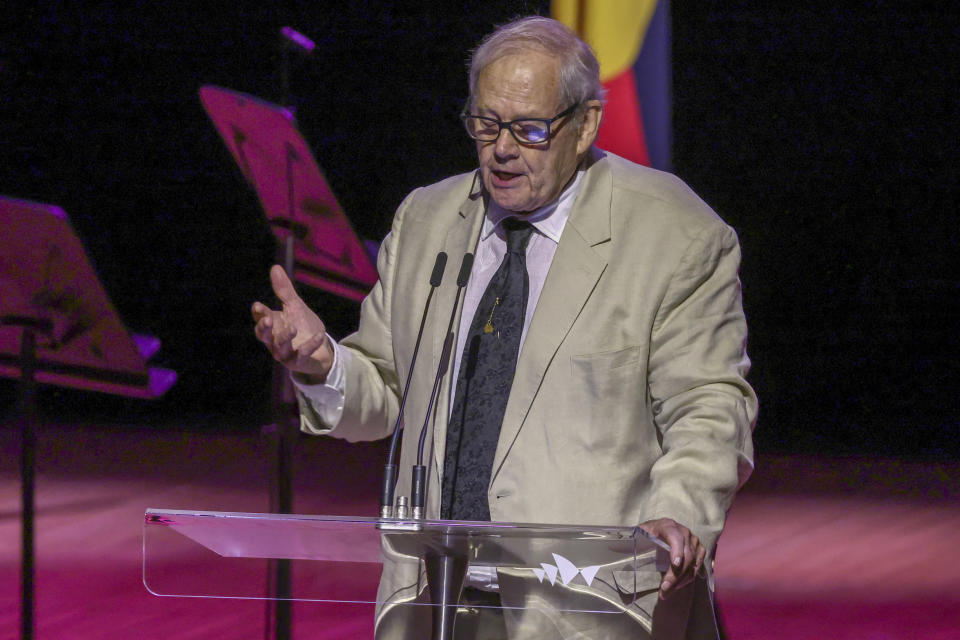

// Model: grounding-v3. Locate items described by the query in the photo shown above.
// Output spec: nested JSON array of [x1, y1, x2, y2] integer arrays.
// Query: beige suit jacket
[[298, 149, 757, 638]]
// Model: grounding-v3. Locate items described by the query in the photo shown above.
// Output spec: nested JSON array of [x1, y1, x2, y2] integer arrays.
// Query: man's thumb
[[269, 265, 301, 305]]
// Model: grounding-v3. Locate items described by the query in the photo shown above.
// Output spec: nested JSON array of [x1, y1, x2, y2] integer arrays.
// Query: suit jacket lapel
[[491, 153, 612, 478]]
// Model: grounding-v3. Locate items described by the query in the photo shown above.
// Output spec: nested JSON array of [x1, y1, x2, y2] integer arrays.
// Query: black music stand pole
[[265, 47, 300, 638], [265, 219, 297, 640], [199, 81, 378, 640], [3, 317, 52, 640], [19, 328, 36, 640], [0, 196, 176, 640], [265, 42, 301, 638]]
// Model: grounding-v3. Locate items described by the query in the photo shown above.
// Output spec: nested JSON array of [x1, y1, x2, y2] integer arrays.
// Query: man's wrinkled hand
[[639, 518, 706, 599], [251, 265, 334, 381]]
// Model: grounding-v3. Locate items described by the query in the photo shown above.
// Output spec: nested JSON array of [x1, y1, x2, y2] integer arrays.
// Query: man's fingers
[[269, 264, 302, 306], [253, 268, 331, 379], [657, 527, 683, 598], [655, 524, 702, 598], [274, 324, 299, 360], [639, 519, 705, 599], [664, 528, 685, 572], [695, 545, 707, 575], [277, 337, 298, 363], [297, 331, 327, 359], [254, 317, 271, 343], [253, 311, 298, 360], [675, 540, 696, 588], [251, 301, 270, 322]]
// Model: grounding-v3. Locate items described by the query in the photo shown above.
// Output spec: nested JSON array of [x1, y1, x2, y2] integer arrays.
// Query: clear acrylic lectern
[[144, 509, 670, 637]]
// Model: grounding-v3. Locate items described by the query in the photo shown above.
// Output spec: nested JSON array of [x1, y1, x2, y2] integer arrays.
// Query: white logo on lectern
[[533, 554, 601, 587]]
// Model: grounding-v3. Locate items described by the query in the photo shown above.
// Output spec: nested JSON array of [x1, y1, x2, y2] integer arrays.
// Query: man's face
[[473, 50, 594, 214]]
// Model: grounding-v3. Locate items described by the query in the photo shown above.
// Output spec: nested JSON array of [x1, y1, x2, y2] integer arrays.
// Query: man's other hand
[[251, 265, 334, 382], [639, 518, 706, 599]]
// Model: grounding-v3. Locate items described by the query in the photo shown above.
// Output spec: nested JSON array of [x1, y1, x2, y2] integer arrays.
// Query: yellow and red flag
[[553, 0, 671, 169]]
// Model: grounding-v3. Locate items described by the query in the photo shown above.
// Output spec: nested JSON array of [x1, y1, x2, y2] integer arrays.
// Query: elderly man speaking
[[253, 15, 756, 640]]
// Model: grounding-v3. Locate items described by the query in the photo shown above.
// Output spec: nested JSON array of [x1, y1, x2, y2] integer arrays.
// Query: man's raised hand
[[251, 265, 334, 382]]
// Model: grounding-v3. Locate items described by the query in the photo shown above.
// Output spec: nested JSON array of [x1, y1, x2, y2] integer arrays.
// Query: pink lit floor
[[1, 423, 958, 639]]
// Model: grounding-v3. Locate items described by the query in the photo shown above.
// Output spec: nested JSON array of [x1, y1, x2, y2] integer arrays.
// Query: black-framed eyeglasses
[[461, 103, 579, 144]]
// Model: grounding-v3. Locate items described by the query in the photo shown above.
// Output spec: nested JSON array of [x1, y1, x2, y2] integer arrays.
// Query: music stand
[[199, 85, 379, 639], [0, 195, 176, 639], [199, 85, 378, 301]]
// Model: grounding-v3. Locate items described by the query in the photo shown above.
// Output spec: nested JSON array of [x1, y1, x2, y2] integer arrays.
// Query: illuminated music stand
[[199, 84, 379, 638], [0, 195, 176, 639], [199, 84, 378, 302]]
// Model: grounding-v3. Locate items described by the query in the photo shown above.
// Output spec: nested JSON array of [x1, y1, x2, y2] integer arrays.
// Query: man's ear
[[576, 100, 604, 155]]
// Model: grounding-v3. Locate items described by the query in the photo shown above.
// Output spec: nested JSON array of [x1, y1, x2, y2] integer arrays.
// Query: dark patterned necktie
[[441, 219, 534, 521]]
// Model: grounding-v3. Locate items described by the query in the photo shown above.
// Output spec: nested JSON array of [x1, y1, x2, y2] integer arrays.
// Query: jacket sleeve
[[642, 221, 758, 554], [296, 189, 420, 442]]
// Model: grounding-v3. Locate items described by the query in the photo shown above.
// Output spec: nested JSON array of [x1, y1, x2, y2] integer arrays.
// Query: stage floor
[[1, 421, 958, 639]]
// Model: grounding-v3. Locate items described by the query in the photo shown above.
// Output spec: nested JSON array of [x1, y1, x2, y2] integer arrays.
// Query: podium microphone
[[379, 252, 448, 518], [411, 253, 473, 520]]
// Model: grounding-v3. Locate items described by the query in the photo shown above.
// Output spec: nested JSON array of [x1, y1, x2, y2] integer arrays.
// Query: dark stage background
[[2, 2, 957, 460]]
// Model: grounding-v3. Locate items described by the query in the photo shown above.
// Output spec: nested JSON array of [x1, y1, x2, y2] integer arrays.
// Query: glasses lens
[[464, 116, 500, 140], [512, 120, 550, 143]]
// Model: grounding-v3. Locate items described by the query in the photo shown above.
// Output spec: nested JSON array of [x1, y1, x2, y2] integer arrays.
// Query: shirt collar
[[482, 168, 585, 244]]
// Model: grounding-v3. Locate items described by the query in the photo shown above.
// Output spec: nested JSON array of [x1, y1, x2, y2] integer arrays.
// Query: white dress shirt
[[293, 169, 584, 425]]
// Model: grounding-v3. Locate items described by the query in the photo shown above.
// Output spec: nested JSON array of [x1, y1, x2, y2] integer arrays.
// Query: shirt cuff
[[290, 337, 347, 428]]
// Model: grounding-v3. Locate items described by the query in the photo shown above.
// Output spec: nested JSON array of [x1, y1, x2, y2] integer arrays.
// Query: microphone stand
[[408, 253, 474, 640], [380, 253, 447, 517], [411, 253, 473, 518]]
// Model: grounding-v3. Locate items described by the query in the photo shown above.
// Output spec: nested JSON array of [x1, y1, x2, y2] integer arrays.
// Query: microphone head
[[457, 253, 474, 287], [430, 252, 447, 287], [281, 26, 316, 54]]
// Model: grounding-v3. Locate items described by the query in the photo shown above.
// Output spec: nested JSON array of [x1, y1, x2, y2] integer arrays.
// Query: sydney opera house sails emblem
[[532, 554, 602, 587]]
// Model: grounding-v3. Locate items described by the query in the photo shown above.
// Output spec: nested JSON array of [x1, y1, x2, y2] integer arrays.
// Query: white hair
[[468, 16, 606, 111]]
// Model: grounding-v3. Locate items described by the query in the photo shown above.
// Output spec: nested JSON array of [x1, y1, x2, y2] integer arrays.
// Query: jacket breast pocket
[[567, 345, 647, 451]]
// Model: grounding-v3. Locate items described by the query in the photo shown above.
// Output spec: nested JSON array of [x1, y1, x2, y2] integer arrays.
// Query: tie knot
[[502, 219, 534, 255]]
